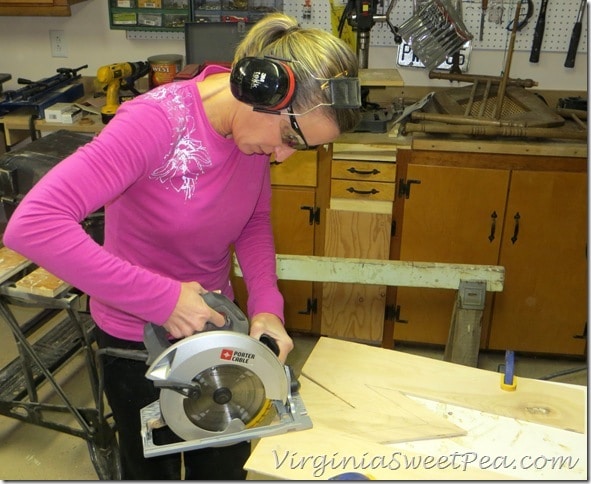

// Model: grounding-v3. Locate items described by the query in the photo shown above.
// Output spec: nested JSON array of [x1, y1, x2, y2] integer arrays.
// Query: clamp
[[506, 0, 534, 31], [500, 349, 518, 391]]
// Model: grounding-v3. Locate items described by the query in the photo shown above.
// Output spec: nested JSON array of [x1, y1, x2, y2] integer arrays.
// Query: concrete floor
[[0, 306, 587, 480]]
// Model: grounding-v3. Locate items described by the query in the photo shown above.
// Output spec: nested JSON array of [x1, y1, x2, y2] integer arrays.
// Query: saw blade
[[147, 331, 288, 442], [182, 364, 267, 432]]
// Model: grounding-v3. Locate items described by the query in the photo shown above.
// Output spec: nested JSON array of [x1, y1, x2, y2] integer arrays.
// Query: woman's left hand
[[249, 313, 293, 364]]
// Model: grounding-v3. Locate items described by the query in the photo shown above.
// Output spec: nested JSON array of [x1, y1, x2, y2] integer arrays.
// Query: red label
[[220, 349, 234, 360]]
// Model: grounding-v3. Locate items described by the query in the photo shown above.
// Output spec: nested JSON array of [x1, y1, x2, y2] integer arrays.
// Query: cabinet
[[390, 148, 587, 356], [191, 0, 282, 23], [231, 146, 331, 333], [321, 145, 397, 344], [0, 0, 88, 16]]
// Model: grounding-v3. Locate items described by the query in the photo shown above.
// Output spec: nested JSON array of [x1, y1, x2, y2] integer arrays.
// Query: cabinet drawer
[[332, 160, 396, 182], [331, 179, 395, 201], [270, 150, 317, 187]]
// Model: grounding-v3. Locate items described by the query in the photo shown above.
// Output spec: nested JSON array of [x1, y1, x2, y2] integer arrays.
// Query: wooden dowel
[[478, 80, 492, 118], [410, 111, 544, 127], [429, 71, 538, 88], [404, 121, 588, 140], [464, 80, 479, 116], [494, 1, 521, 119]]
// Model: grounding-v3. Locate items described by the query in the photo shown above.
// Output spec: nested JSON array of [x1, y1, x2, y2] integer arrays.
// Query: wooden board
[[14, 267, 69, 297], [359, 69, 404, 87], [246, 337, 587, 480], [304, 337, 586, 433], [234, 254, 505, 292], [0, 246, 31, 284]]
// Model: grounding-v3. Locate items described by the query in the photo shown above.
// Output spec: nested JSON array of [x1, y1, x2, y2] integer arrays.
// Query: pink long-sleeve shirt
[[3, 65, 283, 341]]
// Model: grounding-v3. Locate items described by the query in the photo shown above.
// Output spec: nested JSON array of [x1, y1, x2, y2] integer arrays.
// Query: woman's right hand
[[162, 282, 227, 339]]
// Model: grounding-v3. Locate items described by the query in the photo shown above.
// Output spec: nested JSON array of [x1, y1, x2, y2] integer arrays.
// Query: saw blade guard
[[145, 331, 288, 441]]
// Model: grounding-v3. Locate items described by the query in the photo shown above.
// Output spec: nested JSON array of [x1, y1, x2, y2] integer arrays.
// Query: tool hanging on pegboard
[[487, 0, 505, 25], [505, 0, 533, 32], [529, 0, 548, 62], [283, 0, 587, 56], [564, 0, 586, 68]]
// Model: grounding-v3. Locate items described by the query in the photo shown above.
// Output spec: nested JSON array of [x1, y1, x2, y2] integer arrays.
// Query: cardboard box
[[44, 103, 83, 124], [112, 12, 137, 24], [138, 0, 161, 7]]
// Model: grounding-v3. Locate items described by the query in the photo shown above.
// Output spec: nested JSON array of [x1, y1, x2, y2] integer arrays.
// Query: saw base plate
[[141, 367, 313, 458]]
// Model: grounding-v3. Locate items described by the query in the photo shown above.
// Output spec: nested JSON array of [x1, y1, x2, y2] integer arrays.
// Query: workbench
[[0, 106, 103, 149], [246, 337, 587, 480]]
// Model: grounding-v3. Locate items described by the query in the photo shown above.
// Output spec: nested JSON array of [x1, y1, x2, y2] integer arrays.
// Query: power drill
[[96, 61, 150, 124]]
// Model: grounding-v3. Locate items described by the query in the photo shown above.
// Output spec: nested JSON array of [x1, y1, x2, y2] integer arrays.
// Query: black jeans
[[95, 327, 251, 480]]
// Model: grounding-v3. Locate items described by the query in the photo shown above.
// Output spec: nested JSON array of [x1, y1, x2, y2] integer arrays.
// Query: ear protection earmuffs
[[230, 57, 296, 111]]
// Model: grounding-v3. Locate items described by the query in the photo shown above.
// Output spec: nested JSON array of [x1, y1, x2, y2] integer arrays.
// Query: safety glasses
[[280, 106, 318, 151]]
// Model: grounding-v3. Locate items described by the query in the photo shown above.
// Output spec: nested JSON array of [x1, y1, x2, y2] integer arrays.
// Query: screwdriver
[[479, 0, 488, 42]]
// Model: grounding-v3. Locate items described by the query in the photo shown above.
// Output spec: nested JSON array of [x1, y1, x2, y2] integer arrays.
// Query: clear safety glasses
[[279, 106, 319, 151]]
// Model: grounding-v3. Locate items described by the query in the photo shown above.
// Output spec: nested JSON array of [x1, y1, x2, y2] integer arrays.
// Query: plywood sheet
[[14, 267, 69, 297], [304, 337, 586, 433], [246, 426, 507, 480], [0, 246, 31, 283], [297, 376, 465, 445], [247, 337, 587, 479]]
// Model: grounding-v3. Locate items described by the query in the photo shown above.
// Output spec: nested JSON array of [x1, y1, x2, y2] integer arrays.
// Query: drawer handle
[[347, 167, 381, 176], [270, 161, 281, 166], [346, 187, 379, 195]]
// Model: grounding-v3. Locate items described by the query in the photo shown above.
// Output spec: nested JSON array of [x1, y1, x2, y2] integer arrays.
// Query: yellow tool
[[500, 349, 517, 391], [96, 61, 149, 124]]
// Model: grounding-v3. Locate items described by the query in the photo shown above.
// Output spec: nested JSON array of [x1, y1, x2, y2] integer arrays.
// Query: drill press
[[343, 0, 402, 132]]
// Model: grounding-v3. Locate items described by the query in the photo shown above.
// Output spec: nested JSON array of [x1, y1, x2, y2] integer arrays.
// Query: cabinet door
[[395, 164, 510, 345], [489, 171, 587, 355], [321, 208, 391, 342], [272, 187, 317, 332], [230, 187, 316, 331], [0, 0, 86, 16]]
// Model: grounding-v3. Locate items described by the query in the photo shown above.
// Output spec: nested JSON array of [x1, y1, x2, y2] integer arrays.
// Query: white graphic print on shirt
[[146, 84, 212, 201]]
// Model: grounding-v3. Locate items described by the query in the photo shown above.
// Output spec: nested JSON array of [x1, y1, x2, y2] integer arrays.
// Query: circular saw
[[139, 292, 312, 458]]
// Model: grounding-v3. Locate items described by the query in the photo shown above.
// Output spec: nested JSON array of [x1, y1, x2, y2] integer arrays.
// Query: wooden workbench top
[[246, 337, 587, 480], [410, 130, 588, 158], [335, 118, 587, 159]]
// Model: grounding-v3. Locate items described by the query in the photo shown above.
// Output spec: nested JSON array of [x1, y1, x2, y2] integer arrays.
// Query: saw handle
[[259, 334, 280, 356], [260, 334, 301, 393], [201, 291, 249, 334], [144, 323, 172, 365]]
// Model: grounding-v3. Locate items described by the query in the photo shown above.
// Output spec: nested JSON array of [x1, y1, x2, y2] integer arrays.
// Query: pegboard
[[283, 0, 587, 52]]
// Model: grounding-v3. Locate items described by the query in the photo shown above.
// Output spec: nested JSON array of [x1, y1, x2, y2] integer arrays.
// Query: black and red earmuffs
[[230, 57, 296, 112]]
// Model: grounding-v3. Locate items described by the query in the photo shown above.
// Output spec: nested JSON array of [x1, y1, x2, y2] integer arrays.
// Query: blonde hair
[[233, 13, 361, 133]]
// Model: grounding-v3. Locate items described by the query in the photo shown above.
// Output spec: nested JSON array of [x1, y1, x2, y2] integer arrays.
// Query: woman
[[3, 12, 361, 480]]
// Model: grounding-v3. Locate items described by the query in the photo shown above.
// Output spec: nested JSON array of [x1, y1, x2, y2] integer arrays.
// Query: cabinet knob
[[398, 178, 421, 199], [385, 304, 408, 323], [300, 205, 320, 225], [510, 212, 521, 244], [298, 298, 317, 315], [488, 211, 498, 242]]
